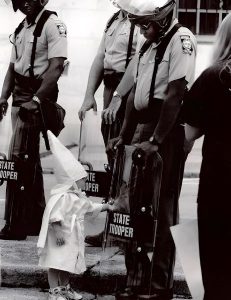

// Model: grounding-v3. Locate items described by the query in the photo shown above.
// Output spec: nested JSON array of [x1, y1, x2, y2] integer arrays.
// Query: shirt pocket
[[118, 22, 130, 37], [28, 36, 47, 55]]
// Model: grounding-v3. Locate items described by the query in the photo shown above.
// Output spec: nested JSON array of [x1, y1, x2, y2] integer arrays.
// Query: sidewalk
[[0, 232, 191, 298]]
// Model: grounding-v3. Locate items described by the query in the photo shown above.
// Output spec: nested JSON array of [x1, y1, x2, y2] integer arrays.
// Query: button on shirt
[[134, 19, 197, 111], [98, 11, 140, 73], [10, 8, 67, 78]]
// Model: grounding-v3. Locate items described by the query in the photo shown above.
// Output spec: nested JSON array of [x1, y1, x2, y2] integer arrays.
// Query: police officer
[[107, 0, 197, 299], [78, 0, 140, 246], [0, 0, 67, 240]]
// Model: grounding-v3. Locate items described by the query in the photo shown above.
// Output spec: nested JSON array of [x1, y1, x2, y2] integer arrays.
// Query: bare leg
[[58, 270, 70, 286], [48, 268, 60, 289]]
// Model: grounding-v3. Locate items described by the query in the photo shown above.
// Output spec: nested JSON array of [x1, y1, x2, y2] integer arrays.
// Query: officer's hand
[[134, 141, 159, 157], [21, 100, 40, 113], [0, 98, 8, 121], [106, 136, 124, 159], [78, 96, 97, 121], [101, 95, 122, 124]]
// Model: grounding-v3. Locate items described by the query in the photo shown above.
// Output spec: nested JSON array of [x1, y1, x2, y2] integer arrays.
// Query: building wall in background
[[177, 0, 231, 35]]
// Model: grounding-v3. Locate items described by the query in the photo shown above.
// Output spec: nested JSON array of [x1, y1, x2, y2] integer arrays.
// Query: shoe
[[85, 231, 104, 247], [62, 284, 82, 300], [116, 287, 137, 299], [0, 231, 27, 241], [137, 288, 173, 300], [0, 224, 10, 234], [48, 287, 67, 300]]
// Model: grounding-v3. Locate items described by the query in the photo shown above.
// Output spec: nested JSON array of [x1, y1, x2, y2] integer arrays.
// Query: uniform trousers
[[4, 74, 57, 236], [5, 105, 45, 236], [124, 119, 185, 292]]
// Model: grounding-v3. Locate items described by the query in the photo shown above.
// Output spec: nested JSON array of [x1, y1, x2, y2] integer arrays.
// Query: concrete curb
[[0, 240, 191, 298]]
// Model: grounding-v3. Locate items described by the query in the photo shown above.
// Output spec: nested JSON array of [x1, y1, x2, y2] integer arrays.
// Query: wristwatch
[[113, 90, 121, 98], [32, 95, 41, 104], [149, 135, 161, 147]]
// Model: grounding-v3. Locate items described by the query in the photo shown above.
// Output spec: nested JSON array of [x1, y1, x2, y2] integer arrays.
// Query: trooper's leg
[[0, 106, 45, 240]]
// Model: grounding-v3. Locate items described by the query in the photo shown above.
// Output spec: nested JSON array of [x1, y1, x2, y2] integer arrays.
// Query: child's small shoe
[[63, 284, 82, 300], [48, 287, 67, 300]]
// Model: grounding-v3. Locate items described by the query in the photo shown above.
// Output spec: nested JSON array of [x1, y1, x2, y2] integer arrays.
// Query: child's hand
[[107, 203, 117, 212], [52, 222, 65, 246]]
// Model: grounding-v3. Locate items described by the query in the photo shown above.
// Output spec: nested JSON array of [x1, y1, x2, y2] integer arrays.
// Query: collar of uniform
[[119, 10, 128, 21], [24, 8, 46, 28], [165, 18, 179, 35]]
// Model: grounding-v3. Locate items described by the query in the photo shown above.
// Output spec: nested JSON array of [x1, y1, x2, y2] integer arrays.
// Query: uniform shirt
[[98, 10, 140, 73], [183, 61, 231, 162], [134, 19, 197, 111], [10, 8, 67, 78]]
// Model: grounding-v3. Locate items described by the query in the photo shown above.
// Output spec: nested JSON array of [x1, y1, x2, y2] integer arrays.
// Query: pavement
[[0, 138, 203, 299]]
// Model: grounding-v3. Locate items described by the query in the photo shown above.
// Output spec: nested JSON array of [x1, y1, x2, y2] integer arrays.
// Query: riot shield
[[76, 110, 113, 295], [97, 145, 163, 298], [78, 110, 111, 198]]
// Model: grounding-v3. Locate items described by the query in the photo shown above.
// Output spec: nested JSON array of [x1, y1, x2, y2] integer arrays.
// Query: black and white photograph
[[0, 0, 230, 299]]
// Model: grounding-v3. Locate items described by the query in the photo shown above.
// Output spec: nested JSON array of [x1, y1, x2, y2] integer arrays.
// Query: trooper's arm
[[20, 57, 65, 112], [1, 62, 15, 100], [106, 85, 138, 157], [36, 57, 65, 100], [0, 63, 15, 119], [152, 78, 187, 144], [116, 55, 138, 97], [78, 37, 105, 121], [135, 78, 188, 156], [102, 56, 138, 124]]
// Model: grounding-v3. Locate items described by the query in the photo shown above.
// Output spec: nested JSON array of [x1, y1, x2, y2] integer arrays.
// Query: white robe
[[37, 183, 103, 274]]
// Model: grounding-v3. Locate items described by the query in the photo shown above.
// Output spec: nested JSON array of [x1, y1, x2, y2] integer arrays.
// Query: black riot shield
[[97, 145, 163, 298]]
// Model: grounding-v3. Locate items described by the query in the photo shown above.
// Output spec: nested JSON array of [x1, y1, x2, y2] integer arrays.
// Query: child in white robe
[[37, 131, 114, 300]]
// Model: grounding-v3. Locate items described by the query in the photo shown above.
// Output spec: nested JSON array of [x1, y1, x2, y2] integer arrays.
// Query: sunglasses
[[136, 22, 152, 30]]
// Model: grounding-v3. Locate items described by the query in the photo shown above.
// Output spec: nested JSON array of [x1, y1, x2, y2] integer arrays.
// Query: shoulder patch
[[56, 22, 67, 37], [180, 35, 193, 55]]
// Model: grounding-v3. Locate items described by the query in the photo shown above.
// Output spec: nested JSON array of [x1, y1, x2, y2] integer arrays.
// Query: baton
[[38, 104, 50, 151]]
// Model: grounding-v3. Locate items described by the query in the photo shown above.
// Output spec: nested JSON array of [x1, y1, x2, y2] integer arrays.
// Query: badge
[[180, 35, 193, 55], [56, 23, 67, 37]]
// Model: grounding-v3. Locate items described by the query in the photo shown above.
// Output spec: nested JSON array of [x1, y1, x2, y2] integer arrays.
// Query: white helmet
[[9, 0, 49, 12], [117, 0, 175, 21], [109, 0, 120, 8]]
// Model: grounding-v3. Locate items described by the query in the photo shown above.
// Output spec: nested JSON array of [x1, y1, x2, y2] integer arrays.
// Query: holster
[[103, 70, 124, 89]]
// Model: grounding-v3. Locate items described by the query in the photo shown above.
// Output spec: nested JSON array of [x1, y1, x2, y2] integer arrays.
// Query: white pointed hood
[[47, 130, 87, 185]]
